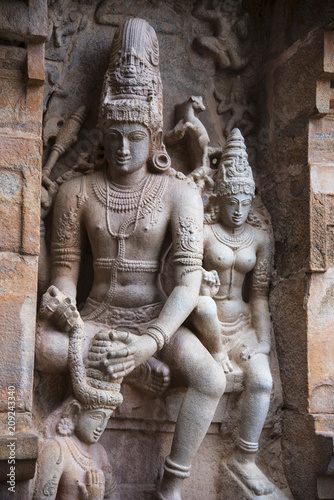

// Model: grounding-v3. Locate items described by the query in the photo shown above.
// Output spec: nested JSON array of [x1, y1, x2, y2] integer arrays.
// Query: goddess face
[[218, 192, 252, 229], [75, 408, 113, 445], [103, 122, 150, 177]]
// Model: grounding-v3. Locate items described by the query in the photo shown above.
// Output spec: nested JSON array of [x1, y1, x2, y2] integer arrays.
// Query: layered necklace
[[211, 223, 254, 251], [93, 173, 149, 213], [105, 173, 150, 239], [64, 436, 95, 471], [92, 171, 165, 215], [86, 170, 168, 322]]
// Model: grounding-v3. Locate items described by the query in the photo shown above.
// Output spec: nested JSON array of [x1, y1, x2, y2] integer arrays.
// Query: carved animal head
[[190, 95, 205, 113]]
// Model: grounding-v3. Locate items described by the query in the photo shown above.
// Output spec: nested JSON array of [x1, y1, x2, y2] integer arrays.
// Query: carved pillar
[[259, 22, 334, 500], [0, 1, 47, 498], [308, 26, 334, 500]]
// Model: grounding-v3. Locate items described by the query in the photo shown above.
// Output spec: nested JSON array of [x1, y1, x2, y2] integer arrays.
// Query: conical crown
[[99, 18, 163, 133], [216, 128, 255, 197]]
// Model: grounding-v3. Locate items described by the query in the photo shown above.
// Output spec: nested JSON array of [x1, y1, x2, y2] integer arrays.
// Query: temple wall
[[0, 1, 334, 499]]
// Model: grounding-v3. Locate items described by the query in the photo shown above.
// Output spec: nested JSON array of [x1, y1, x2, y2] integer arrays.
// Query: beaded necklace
[[211, 223, 254, 251], [64, 436, 95, 471]]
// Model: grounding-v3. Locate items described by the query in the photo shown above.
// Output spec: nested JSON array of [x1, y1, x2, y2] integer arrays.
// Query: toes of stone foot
[[263, 483, 274, 494], [249, 480, 265, 496]]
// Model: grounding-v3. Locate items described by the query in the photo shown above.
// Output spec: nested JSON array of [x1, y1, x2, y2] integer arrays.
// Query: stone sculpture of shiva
[[35, 18, 226, 500]]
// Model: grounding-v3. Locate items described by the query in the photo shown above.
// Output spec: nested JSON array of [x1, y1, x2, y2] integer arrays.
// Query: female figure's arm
[[241, 229, 272, 360]]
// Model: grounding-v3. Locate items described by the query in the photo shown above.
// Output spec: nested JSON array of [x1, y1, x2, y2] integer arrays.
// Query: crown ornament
[[216, 128, 255, 197], [99, 18, 163, 134]]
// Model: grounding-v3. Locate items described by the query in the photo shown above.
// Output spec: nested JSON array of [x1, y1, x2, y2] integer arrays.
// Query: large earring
[[150, 144, 171, 172]]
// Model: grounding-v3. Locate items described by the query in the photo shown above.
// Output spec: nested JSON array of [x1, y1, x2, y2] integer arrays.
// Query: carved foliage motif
[[310, 192, 334, 271], [56, 208, 79, 247], [177, 216, 202, 254]]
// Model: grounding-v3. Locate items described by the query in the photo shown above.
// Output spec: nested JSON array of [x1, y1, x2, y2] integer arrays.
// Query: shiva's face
[[218, 193, 252, 229], [103, 122, 151, 177], [75, 408, 113, 445]]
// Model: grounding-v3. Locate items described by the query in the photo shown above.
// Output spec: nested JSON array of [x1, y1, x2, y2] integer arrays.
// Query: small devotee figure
[[33, 399, 119, 500]]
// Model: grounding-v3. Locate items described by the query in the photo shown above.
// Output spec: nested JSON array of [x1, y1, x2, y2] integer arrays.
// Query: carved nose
[[124, 64, 136, 75], [118, 138, 130, 155]]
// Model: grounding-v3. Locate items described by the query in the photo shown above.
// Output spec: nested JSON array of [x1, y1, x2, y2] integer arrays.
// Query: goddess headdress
[[216, 128, 255, 197]]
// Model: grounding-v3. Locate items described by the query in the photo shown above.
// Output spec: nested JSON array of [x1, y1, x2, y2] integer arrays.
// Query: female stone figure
[[193, 128, 275, 496], [36, 18, 225, 500]]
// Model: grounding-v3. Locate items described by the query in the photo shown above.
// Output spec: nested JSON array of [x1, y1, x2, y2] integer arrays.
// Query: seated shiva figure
[[36, 18, 225, 500], [192, 128, 274, 496]]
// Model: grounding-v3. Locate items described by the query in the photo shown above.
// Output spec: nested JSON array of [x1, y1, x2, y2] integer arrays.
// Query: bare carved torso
[[203, 222, 264, 322]]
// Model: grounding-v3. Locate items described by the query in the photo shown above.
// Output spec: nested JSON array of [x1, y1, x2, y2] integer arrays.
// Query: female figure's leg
[[158, 326, 226, 500], [229, 352, 274, 496]]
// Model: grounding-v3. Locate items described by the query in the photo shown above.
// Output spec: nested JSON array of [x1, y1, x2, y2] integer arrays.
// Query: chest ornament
[[211, 223, 254, 251]]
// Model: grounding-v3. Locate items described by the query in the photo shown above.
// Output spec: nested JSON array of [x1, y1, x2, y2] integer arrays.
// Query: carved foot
[[125, 357, 170, 397], [228, 457, 275, 496], [156, 492, 182, 500]]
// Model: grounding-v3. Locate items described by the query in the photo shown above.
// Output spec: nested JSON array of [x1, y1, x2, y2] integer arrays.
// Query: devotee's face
[[104, 122, 150, 177], [75, 409, 113, 444], [218, 193, 252, 229]]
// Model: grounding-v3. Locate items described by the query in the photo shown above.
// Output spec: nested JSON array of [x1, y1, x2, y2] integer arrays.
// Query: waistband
[[219, 313, 251, 337], [81, 296, 164, 328], [93, 258, 160, 273]]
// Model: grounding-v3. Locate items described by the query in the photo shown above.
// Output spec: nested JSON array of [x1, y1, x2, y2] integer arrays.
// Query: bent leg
[[238, 353, 273, 443], [228, 353, 274, 496], [191, 296, 223, 357], [191, 297, 233, 372], [158, 327, 226, 499]]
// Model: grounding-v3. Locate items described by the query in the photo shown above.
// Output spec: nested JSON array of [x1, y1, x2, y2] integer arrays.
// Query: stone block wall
[[0, 1, 46, 498]]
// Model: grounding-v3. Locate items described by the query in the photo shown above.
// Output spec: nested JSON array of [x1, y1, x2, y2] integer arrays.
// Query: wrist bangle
[[146, 325, 170, 351], [150, 325, 170, 346], [146, 328, 164, 351]]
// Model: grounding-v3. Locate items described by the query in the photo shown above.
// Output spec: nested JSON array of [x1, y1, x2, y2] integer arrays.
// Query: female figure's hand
[[240, 340, 270, 361]]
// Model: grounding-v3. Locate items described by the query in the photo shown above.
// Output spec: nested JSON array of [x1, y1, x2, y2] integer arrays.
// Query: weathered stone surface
[[308, 268, 334, 414], [0, 0, 48, 42], [27, 43, 45, 84], [0, 46, 44, 138], [0, 7, 44, 495], [0, 253, 38, 412], [282, 412, 332, 500], [0, 137, 41, 255]]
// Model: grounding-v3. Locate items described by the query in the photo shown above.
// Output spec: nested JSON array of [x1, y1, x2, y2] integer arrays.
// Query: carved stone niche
[[6, 2, 334, 500], [31, 5, 292, 500]]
